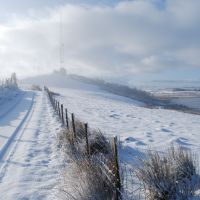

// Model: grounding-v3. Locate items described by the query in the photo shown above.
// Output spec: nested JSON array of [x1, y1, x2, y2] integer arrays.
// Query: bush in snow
[[57, 121, 118, 200], [59, 153, 115, 200], [0, 73, 20, 103], [136, 146, 199, 200]]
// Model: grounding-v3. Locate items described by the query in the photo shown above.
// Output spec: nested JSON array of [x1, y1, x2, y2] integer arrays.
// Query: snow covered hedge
[[0, 73, 20, 104]]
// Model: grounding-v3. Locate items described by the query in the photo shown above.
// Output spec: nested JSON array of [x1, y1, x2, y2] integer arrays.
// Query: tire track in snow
[[0, 92, 62, 199], [0, 92, 35, 180]]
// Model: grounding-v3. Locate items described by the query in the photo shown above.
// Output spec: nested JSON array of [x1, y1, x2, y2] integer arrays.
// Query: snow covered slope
[[2, 71, 200, 200], [21, 73, 100, 91], [52, 87, 200, 165], [22, 74, 200, 163], [0, 86, 21, 105], [0, 90, 62, 199]]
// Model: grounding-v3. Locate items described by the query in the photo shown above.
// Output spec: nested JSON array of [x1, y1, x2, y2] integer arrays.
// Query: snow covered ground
[[51, 83, 200, 199], [0, 91, 24, 119], [0, 74, 199, 199], [0, 89, 62, 199], [52, 86, 200, 165], [0, 86, 22, 107]]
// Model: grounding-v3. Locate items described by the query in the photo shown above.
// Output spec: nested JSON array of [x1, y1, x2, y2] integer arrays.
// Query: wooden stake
[[65, 109, 69, 129], [53, 98, 55, 109], [71, 113, 76, 140], [84, 123, 90, 157], [55, 100, 58, 111], [61, 104, 64, 124], [112, 136, 121, 200], [58, 102, 60, 116]]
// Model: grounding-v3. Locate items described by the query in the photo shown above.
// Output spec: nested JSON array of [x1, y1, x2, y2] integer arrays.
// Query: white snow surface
[[52, 86, 200, 164], [21, 74, 100, 92], [0, 86, 21, 106], [1, 74, 200, 199], [0, 90, 62, 199], [51, 85, 200, 199]]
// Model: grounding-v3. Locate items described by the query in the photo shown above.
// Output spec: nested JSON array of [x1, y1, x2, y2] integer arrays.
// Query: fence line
[[44, 86, 122, 200]]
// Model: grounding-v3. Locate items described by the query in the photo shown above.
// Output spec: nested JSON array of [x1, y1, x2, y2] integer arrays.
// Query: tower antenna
[[59, 10, 65, 71]]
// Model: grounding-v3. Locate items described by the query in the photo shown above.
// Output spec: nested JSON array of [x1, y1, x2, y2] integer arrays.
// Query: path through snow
[[0, 91, 62, 199]]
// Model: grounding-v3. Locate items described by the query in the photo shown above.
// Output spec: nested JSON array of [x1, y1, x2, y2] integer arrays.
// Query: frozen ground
[[52, 86, 200, 165], [0, 86, 23, 115], [51, 84, 200, 199], [0, 86, 19, 102], [0, 74, 198, 199], [0, 89, 62, 199]]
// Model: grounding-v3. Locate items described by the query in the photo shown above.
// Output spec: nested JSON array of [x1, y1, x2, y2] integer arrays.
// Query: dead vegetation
[[57, 120, 120, 200], [136, 146, 199, 200], [59, 154, 116, 200]]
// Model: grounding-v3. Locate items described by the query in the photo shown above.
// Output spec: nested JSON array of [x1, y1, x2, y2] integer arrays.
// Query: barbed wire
[[46, 86, 123, 199]]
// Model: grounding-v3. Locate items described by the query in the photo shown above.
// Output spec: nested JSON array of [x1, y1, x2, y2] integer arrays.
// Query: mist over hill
[[21, 71, 160, 104], [21, 71, 200, 115]]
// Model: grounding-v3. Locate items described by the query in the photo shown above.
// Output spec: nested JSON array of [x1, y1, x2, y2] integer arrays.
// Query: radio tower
[[59, 10, 66, 73]]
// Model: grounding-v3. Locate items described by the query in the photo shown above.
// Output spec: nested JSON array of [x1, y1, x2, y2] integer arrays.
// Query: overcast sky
[[0, 0, 200, 83]]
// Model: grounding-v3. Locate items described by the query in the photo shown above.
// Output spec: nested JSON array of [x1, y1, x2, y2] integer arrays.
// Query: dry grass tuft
[[58, 122, 117, 200], [136, 146, 199, 200], [59, 157, 116, 200]]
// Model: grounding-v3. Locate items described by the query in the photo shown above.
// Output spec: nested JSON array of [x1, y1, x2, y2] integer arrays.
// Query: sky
[[0, 0, 200, 84]]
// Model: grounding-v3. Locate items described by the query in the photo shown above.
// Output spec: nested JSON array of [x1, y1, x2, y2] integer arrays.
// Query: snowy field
[[1, 74, 200, 199], [52, 85, 200, 166], [51, 82, 200, 199], [0, 86, 22, 106]]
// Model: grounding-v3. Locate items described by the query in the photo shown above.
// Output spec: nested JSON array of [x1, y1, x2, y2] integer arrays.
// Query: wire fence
[[45, 86, 200, 200], [45, 86, 123, 200]]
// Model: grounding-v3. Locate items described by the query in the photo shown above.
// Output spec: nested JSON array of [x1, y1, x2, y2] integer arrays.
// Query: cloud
[[0, 0, 200, 79]]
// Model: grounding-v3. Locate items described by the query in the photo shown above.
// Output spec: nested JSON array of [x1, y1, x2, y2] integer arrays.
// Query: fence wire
[[45, 87, 123, 200]]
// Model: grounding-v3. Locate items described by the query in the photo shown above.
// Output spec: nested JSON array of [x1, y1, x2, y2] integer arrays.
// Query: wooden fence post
[[52, 98, 55, 109], [55, 100, 57, 111], [65, 109, 69, 129], [58, 102, 60, 117], [61, 104, 64, 124], [71, 113, 76, 140], [54, 99, 56, 110], [84, 123, 90, 157], [112, 136, 121, 200]]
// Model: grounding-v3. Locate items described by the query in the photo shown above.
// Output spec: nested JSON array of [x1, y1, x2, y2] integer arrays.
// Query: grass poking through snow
[[136, 146, 199, 200]]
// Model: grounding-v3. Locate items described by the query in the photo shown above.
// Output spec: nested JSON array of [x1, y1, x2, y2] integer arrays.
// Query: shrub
[[58, 123, 117, 200], [58, 133, 116, 200], [136, 146, 199, 200]]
